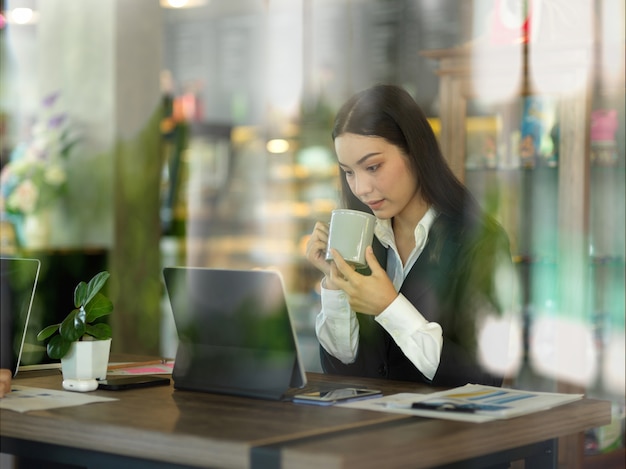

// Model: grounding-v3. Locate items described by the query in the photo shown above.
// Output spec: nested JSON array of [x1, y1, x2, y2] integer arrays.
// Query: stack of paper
[[339, 384, 584, 423]]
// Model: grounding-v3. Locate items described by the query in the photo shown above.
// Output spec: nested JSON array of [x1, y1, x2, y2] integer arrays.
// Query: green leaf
[[47, 335, 72, 360], [38, 270, 113, 360], [36, 323, 60, 342], [85, 323, 112, 340], [59, 308, 86, 342], [85, 293, 114, 323], [74, 281, 88, 308], [81, 271, 110, 307]]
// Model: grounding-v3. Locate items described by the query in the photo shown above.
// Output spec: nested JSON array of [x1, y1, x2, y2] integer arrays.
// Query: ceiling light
[[160, 0, 208, 8], [10, 8, 36, 25], [266, 139, 290, 154]]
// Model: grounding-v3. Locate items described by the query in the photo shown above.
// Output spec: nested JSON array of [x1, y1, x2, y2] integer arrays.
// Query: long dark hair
[[332, 84, 481, 222]]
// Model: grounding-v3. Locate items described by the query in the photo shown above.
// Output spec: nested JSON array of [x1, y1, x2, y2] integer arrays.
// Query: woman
[[305, 84, 519, 387]]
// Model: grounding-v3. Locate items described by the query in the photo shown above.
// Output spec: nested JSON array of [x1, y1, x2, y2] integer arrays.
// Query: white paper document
[[338, 384, 584, 423], [0, 385, 118, 413]]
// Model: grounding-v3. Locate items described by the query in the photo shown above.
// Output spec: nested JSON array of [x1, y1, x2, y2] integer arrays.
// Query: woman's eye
[[366, 164, 380, 172], [343, 169, 354, 177]]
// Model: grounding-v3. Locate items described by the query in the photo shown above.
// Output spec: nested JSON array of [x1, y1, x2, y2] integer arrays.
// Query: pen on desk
[[411, 402, 476, 413], [107, 359, 168, 371], [381, 401, 476, 413]]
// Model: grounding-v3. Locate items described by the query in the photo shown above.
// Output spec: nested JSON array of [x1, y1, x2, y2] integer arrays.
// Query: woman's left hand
[[329, 246, 398, 315]]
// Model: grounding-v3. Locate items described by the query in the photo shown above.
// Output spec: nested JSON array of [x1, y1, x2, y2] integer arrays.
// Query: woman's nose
[[352, 174, 372, 197]]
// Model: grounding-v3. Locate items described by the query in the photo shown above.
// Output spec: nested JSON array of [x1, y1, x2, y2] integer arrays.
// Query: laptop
[[0, 257, 40, 377], [163, 267, 308, 400]]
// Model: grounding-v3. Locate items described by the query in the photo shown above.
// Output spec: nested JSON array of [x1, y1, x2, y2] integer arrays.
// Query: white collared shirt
[[315, 207, 444, 380]]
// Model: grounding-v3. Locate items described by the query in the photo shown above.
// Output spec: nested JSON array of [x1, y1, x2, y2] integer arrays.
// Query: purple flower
[[42, 92, 60, 108], [48, 113, 67, 129]]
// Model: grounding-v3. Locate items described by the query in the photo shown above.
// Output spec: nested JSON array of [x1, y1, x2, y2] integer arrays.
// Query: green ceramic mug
[[325, 209, 376, 269]]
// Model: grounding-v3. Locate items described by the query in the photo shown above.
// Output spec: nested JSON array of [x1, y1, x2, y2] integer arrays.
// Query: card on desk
[[106, 360, 174, 376]]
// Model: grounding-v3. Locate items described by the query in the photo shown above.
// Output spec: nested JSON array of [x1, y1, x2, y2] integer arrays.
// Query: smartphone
[[292, 388, 382, 406], [98, 375, 170, 391]]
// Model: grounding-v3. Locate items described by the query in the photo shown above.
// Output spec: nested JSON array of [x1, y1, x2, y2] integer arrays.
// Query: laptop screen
[[0, 257, 40, 376], [163, 267, 307, 400]]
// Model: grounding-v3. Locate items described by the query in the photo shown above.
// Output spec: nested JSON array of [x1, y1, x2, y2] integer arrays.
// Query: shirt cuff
[[320, 280, 351, 318], [377, 294, 429, 330], [317, 280, 358, 363], [375, 294, 443, 380]]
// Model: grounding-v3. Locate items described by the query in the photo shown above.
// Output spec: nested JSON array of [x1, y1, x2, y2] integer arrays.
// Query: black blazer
[[320, 212, 511, 387]]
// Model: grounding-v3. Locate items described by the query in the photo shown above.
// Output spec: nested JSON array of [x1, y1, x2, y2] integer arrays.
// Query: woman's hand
[[0, 369, 12, 398], [329, 246, 398, 315], [305, 221, 333, 276]]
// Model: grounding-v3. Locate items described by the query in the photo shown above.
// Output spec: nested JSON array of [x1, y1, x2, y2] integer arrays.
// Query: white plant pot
[[61, 339, 111, 381]]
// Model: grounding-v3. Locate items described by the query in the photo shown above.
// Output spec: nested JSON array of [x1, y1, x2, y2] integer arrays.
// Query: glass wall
[[1, 0, 624, 462]]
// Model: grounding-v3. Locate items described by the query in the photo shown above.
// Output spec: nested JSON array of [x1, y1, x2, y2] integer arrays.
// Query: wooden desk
[[0, 371, 611, 469], [276, 398, 610, 469]]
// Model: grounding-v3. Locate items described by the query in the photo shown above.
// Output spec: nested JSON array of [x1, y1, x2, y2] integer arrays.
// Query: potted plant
[[37, 270, 113, 380]]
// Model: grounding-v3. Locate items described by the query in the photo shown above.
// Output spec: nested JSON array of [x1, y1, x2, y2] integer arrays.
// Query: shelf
[[465, 165, 560, 173], [511, 255, 625, 265]]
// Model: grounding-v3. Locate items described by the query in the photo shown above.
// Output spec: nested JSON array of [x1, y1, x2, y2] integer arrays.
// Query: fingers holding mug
[[305, 221, 331, 274]]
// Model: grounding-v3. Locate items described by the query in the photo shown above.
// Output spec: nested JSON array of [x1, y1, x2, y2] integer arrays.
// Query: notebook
[[0, 257, 40, 377], [163, 267, 308, 400]]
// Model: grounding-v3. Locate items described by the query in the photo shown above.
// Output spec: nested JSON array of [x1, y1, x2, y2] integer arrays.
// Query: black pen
[[411, 402, 476, 413]]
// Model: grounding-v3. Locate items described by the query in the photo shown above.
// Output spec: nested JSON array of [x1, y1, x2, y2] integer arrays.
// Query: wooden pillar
[[109, 0, 164, 355]]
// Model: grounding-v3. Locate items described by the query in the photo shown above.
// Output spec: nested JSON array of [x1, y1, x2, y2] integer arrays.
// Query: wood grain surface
[[1, 369, 611, 469]]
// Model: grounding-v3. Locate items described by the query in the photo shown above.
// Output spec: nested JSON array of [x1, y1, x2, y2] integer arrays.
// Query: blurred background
[[0, 1, 624, 466]]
